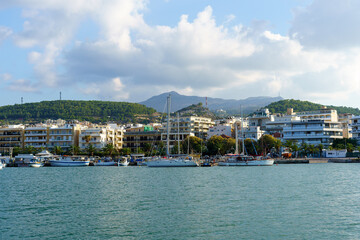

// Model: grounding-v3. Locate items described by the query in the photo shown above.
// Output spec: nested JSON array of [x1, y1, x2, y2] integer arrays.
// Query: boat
[[147, 155, 198, 167], [218, 109, 274, 167], [147, 94, 198, 168], [93, 157, 117, 166], [29, 160, 44, 168], [118, 158, 129, 166], [49, 156, 90, 167], [0, 157, 9, 169], [218, 154, 274, 166], [14, 154, 40, 167]]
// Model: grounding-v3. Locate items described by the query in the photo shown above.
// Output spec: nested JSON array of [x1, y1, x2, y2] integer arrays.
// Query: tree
[[52, 146, 63, 155], [181, 136, 203, 154], [86, 144, 96, 156], [84, 135, 91, 143], [258, 135, 279, 155], [119, 148, 131, 156], [244, 139, 258, 155], [102, 143, 115, 157]]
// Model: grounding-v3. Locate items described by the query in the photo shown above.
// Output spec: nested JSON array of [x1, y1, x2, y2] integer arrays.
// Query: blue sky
[[0, 0, 359, 108]]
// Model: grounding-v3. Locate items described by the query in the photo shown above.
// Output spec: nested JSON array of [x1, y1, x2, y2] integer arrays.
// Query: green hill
[[0, 100, 157, 124], [266, 99, 360, 115], [175, 102, 217, 119]]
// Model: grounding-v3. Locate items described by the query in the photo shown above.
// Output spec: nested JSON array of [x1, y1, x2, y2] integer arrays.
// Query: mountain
[[265, 99, 360, 115], [0, 100, 157, 124], [140, 91, 283, 114]]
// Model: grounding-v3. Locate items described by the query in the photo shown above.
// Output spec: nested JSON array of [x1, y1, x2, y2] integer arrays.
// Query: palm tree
[[69, 145, 80, 155], [86, 144, 96, 156], [53, 146, 63, 155], [102, 143, 115, 157]]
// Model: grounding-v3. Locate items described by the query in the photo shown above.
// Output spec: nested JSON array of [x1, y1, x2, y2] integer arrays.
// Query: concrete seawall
[[275, 158, 360, 164]]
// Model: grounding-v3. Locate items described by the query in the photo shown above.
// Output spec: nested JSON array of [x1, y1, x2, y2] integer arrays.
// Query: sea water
[[1, 164, 360, 239]]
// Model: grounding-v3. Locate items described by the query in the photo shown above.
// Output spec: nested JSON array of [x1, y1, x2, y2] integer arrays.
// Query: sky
[[0, 0, 360, 108]]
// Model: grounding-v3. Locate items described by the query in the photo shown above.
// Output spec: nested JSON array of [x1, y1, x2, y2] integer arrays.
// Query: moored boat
[[49, 156, 89, 167], [218, 154, 274, 166], [146, 94, 198, 168], [29, 160, 44, 168]]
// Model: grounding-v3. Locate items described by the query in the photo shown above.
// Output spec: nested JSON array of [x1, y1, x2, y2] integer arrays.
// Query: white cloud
[[7, 79, 39, 93], [2, 1, 360, 107], [0, 26, 12, 44], [80, 77, 129, 100]]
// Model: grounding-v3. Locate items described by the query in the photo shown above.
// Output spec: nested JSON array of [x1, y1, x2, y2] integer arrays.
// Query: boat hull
[[147, 159, 198, 167], [29, 163, 44, 168], [93, 161, 116, 166], [49, 160, 90, 167], [218, 159, 274, 166]]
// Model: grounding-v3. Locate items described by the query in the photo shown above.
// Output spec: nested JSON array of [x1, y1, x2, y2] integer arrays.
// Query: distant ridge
[[265, 99, 360, 115], [140, 91, 283, 114]]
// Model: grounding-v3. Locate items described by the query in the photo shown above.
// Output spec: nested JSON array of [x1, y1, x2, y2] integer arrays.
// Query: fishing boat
[[93, 157, 117, 166], [49, 156, 89, 167], [147, 94, 198, 168]]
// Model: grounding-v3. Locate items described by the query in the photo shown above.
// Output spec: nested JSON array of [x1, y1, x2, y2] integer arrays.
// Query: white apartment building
[[79, 124, 124, 150], [242, 126, 266, 141], [24, 126, 48, 148], [283, 120, 343, 146], [351, 115, 360, 143], [207, 125, 232, 139]]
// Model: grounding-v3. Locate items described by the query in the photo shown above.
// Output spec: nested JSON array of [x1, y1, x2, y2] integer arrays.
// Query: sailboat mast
[[166, 94, 171, 156], [235, 122, 239, 155], [241, 106, 245, 155], [177, 112, 180, 155]]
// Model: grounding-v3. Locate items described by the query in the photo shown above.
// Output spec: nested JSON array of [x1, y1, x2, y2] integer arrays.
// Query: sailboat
[[147, 94, 198, 167], [218, 111, 274, 166]]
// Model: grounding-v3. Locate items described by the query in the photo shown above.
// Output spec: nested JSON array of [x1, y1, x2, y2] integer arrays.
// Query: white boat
[[0, 157, 8, 169], [218, 154, 274, 166], [118, 160, 129, 166], [147, 94, 198, 168], [94, 160, 117, 166], [147, 156, 198, 167], [218, 108, 274, 167], [29, 161, 44, 168], [49, 157, 90, 167]]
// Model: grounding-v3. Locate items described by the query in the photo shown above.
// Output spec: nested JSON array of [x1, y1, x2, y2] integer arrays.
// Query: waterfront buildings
[[0, 125, 24, 153]]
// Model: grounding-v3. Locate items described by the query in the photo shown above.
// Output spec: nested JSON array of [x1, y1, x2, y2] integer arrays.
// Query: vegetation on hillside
[[0, 100, 157, 124], [175, 102, 217, 119], [265, 99, 360, 115]]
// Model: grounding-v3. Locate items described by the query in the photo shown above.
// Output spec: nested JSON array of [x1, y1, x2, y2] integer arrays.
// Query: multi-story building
[[283, 120, 343, 146], [123, 128, 161, 153], [48, 124, 80, 150], [24, 126, 48, 149], [79, 124, 124, 150], [0, 125, 25, 153], [207, 125, 232, 139], [351, 115, 360, 143], [248, 108, 271, 131]]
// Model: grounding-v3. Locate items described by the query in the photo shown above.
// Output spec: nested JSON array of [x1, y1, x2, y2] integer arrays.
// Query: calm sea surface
[[1, 164, 360, 239]]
